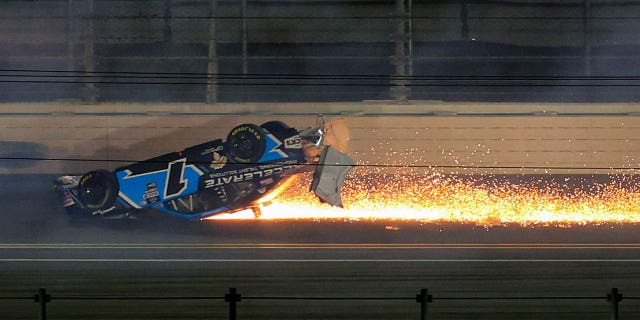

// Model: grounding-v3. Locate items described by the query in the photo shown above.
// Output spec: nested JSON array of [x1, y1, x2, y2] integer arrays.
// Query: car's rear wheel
[[76, 170, 119, 210], [226, 124, 266, 163]]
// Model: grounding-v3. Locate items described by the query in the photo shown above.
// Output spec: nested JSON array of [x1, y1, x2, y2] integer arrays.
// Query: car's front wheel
[[76, 170, 119, 210]]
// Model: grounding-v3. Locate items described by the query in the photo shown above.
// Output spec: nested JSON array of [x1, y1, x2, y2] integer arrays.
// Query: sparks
[[207, 169, 640, 226]]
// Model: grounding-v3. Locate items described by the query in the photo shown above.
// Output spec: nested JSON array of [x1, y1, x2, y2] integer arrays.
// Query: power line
[[3, 156, 640, 171], [3, 69, 640, 81], [3, 69, 640, 87], [3, 80, 640, 87], [4, 15, 640, 20]]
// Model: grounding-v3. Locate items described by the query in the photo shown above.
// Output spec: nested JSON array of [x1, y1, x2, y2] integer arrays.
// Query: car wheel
[[76, 170, 119, 210], [226, 124, 266, 163]]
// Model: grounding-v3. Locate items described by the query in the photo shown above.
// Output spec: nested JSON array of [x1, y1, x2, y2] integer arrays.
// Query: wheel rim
[[227, 124, 266, 163], [231, 132, 258, 160], [78, 171, 117, 209], [81, 180, 111, 209]]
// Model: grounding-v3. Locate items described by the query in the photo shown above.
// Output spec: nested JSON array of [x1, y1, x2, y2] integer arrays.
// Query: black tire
[[76, 170, 119, 210], [226, 124, 266, 163]]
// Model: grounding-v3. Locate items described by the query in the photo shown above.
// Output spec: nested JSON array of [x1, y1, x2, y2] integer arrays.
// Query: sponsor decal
[[208, 160, 298, 178], [204, 163, 295, 188], [284, 135, 303, 149], [142, 182, 160, 204], [210, 151, 227, 170], [91, 205, 116, 216], [201, 145, 224, 155], [62, 190, 75, 207]]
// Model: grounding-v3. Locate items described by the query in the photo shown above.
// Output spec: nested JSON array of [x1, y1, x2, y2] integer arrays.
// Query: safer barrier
[[3, 287, 633, 320]]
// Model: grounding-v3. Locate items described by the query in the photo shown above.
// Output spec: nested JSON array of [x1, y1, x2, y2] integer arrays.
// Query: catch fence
[[2, 287, 636, 320], [3, 0, 640, 102]]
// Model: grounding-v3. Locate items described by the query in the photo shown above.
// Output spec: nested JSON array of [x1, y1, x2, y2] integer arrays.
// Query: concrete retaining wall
[[1, 102, 640, 174]]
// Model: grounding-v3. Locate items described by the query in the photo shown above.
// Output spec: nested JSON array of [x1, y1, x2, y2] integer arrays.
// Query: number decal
[[165, 159, 187, 198], [118, 159, 204, 207]]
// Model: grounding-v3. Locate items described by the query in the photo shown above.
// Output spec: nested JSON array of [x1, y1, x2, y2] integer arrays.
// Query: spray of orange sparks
[[208, 169, 640, 226]]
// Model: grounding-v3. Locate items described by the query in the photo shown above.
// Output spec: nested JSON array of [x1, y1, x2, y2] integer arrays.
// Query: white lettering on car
[[204, 164, 295, 188]]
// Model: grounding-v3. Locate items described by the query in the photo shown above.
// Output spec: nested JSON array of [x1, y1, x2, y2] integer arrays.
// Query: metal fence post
[[460, 0, 469, 40], [225, 288, 241, 320], [33, 288, 51, 320], [416, 288, 432, 320], [84, 0, 97, 103], [583, 0, 592, 77], [206, 0, 218, 103], [391, 0, 412, 103], [607, 287, 623, 320]]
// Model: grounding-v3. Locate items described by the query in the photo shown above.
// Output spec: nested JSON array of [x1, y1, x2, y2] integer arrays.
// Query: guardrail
[[1, 287, 634, 320]]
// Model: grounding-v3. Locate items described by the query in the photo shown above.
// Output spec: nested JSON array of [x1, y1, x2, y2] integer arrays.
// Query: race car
[[55, 119, 355, 220]]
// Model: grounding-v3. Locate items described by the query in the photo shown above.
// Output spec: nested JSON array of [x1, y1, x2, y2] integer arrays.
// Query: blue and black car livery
[[55, 120, 355, 220]]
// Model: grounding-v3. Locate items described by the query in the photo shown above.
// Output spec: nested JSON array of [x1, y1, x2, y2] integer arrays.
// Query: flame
[[207, 169, 640, 226]]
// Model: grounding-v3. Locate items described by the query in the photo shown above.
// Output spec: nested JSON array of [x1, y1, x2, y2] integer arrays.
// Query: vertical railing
[[416, 288, 432, 320], [583, 0, 592, 77], [206, 0, 218, 103], [83, 0, 97, 103], [460, 0, 469, 40], [608, 287, 623, 320], [163, 0, 174, 56], [241, 0, 248, 76], [66, 0, 75, 72], [391, 0, 413, 103], [225, 287, 242, 320], [33, 288, 51, 320]]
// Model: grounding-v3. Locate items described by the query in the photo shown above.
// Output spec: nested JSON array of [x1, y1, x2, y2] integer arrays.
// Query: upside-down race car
[[55, 120, 355, 220]]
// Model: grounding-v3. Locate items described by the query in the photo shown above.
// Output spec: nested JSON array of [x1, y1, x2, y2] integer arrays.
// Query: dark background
[[2, 0, 640, 102]]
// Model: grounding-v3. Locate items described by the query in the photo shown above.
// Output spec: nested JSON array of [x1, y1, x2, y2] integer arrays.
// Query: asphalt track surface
[[1, 175, 640, 319]]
